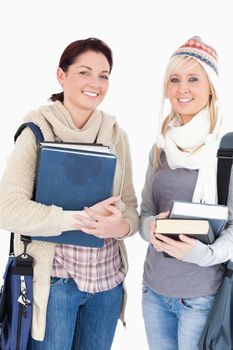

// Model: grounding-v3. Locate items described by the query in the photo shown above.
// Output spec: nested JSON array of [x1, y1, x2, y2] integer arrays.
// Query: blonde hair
[[156, 55, 218, 166]]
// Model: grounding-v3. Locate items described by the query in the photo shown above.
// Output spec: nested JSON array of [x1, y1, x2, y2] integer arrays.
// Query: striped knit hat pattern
[[171, 36, 218, 75]]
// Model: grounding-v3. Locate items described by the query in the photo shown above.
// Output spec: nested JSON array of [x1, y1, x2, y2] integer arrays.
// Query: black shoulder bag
[[198, 132, 233, 350], [0, 122, 43, 350]]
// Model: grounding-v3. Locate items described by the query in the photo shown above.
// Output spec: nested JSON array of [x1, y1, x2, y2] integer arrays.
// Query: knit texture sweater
[[0, 102, 139, 340]]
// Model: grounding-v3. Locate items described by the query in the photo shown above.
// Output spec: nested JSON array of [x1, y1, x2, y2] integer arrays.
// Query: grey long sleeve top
[[139, 143, 233, 298], [140, 143, 233, 266]]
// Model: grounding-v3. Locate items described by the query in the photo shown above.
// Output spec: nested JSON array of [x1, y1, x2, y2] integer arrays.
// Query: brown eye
[[100, 75, 109, 80], [189, 77, 199, 82], [170, 77, 179, 83], [79, 71, 89, 76]]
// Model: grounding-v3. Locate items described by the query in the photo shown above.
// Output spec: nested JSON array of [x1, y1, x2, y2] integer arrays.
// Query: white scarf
[[158, 107, 221, 204]]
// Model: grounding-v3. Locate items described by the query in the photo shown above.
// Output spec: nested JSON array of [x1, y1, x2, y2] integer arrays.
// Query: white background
[[0, 1, 232, 349]]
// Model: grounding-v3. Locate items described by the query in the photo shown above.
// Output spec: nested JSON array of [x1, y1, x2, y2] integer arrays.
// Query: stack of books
[[169, 200, 228, 237], [155, 200, 228, 257], [156, 200, 228, 241]]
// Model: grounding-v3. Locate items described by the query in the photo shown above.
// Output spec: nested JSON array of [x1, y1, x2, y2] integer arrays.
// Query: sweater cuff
[[182, 240, 212, 266], [139, 215, 155, 243], [62, 210, 89, 232]]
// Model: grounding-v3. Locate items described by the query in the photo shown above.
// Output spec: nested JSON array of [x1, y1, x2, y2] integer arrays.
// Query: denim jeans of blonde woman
[[27, 278, 123, 350], [142, 284, 215, 350]]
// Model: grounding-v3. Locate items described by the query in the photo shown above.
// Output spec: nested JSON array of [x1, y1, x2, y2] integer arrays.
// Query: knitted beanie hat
[[171, 36, 219, 98]]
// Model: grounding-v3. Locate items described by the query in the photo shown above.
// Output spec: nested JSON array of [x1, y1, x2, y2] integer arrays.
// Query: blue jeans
[[142, 284, 215, 350], [28, 278, 123, 350]]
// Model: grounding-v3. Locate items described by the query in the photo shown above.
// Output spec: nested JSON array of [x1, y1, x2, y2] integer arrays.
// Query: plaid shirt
[[52, 238, 125, 292]]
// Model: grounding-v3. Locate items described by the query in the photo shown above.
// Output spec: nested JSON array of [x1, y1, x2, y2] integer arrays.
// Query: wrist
[[116, 222, 130, 239]]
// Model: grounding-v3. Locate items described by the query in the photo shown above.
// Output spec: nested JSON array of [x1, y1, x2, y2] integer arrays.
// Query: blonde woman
[[139, 37, 233, 350]]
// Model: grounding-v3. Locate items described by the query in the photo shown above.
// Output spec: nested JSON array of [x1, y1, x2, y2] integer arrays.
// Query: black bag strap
[[10, 122, 44, 256], [14, 122, 44, 143], [217, 132, 233, 205], [217, 132, 233, 277]]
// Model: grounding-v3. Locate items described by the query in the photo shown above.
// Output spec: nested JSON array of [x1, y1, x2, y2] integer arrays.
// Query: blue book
[[33, 142, 117, 247], [169, 200, 228, 237]]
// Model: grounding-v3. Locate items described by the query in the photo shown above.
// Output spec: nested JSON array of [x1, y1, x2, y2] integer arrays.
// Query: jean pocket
[[50, 277, 64, 288], [180, 294, 215, 312]]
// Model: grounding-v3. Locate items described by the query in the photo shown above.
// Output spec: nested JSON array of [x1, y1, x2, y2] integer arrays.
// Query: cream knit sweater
[[0, 102, 139, 340]]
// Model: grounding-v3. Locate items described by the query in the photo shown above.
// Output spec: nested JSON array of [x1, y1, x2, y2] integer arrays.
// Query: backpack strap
[[10, 122, 44, 256], [217, 132, 233, 205], [14, 122, 44, 144]]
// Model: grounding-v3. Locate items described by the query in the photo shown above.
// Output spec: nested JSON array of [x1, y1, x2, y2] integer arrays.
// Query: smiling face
[[166, 59, 211, 124], [57, 50, 110, 118]]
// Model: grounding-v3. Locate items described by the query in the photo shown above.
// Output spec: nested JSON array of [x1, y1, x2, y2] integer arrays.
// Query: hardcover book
[[156, 219, 215, 244], [33, 142, 117, 247], [169, 200, 228, 237]]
